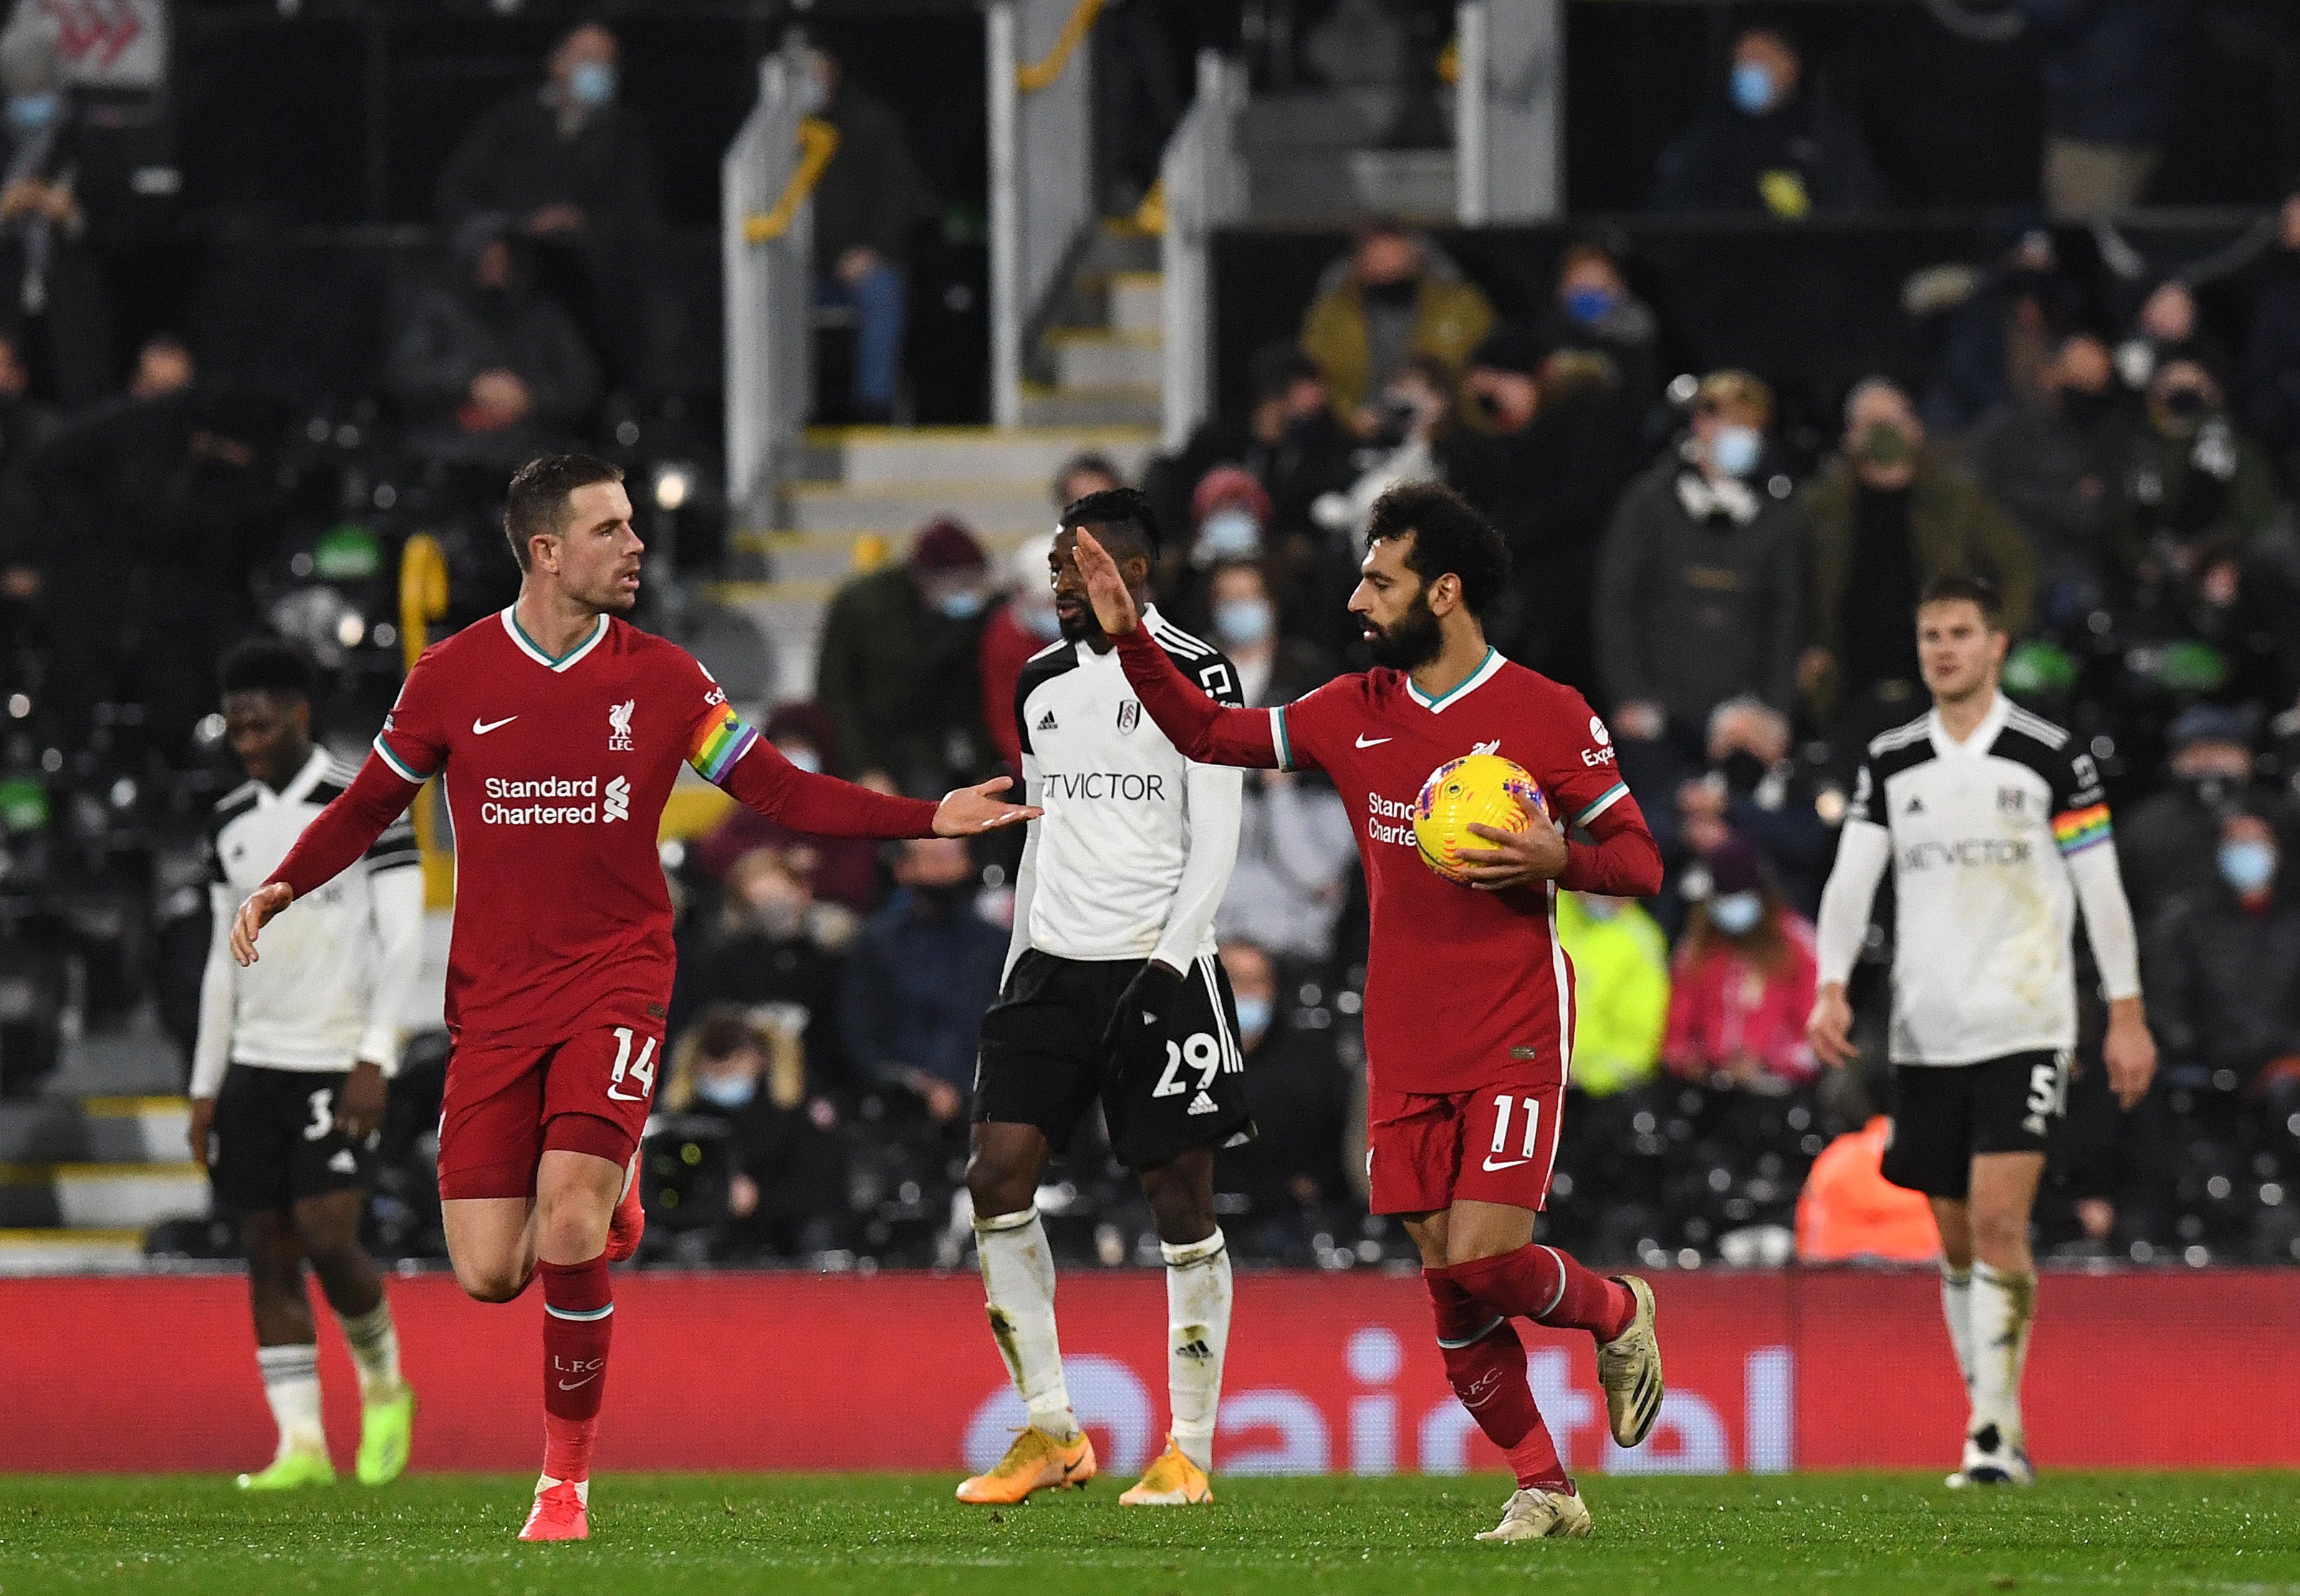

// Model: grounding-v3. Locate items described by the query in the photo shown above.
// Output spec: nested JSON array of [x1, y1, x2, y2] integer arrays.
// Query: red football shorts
[[437, 1021, 662, 1201], [1365, 1075, 1564, 1216]]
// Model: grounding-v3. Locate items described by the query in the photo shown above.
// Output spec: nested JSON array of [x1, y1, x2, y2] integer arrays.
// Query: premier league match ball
[[1411, 753, 1548, 883]]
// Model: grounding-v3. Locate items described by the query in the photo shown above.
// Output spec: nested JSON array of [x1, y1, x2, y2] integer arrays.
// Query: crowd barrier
[[5, 1269, 2294, 1475]]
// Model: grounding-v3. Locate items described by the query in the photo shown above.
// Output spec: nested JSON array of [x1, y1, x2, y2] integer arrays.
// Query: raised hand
[[1072, 527, 1140, 638], [933, 776, 1043, 835], [230, 882, 294, 966]]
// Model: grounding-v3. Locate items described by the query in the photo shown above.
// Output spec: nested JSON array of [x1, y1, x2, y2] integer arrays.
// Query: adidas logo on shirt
[[1036, 711, 1058, 731], [1187, 1090, 1218, 1116]]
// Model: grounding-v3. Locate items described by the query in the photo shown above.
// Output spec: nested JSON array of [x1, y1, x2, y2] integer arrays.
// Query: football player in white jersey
[[1808, 575, 2155, 1487], [191, 641, 425, 1489], [958, 489, 1248, 1509]]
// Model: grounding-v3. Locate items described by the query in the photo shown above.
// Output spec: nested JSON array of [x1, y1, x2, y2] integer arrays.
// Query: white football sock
[[337, 1299, 403, 1401], [975, 1208, 1079, 1441], [256, 1343, 326, 1459], [1940, 1264, 1975, 1416], [1968, 1263, 2036, 1447], [1162, 1229, 1232, 1472]]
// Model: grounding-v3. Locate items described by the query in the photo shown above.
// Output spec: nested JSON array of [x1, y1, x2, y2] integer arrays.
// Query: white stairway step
[[79, 1097, 191, 1165], [802, 427, 1156, 488], [731, 526, 1052, 584], [785, 480, 1057, 537], [49, 1163, 208, 1229], [0, 1229, 146, 1276], [1109, 271, 1163, 336], [1053, 333, 1163, 391], [1021, 385, 1163, 429]]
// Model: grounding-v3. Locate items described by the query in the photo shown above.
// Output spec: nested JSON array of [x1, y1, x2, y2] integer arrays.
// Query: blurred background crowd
[[1, 0, 2299, 1279]]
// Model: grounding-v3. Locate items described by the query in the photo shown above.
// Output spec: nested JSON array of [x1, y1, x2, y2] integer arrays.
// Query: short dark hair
[[1060, 486, 1160, 559], [218, 638, 316, 702], [1052, 451, 1122, 504], [504, 453, 624, 572], [1365, 481, 1511, 618], [1917, 572, 2004, 630]]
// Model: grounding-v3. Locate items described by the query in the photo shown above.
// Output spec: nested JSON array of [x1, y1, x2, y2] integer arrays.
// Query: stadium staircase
[[713, 226, 1165, 701]]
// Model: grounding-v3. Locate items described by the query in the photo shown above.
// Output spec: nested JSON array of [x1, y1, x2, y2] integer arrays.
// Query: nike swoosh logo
[[1355, 735, 1392, 748], [472, 716, 518, 734], [557, 1375, 600, 1391], [1481, 1156, 1531, 1173], [605, 1087, 649, 1102]]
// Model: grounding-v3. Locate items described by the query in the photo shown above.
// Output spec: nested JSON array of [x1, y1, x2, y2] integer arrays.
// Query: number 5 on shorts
[[607, 1026, 658, 1102]]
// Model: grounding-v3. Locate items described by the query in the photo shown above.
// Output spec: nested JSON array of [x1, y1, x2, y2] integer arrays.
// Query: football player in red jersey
[[231, 454, 1035, 1539], [1076, 481, 1665, 1542]]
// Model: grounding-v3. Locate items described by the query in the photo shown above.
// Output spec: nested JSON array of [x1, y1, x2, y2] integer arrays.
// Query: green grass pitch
[[2, 1472, 2296, 1595]]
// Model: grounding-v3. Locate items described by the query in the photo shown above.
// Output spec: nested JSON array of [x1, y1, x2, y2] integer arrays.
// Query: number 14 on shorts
[[606, 1026, 658, 1103]]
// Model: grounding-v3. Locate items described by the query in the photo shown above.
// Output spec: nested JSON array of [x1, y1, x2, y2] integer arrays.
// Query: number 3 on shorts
[[607, 1026, 658, 1103]]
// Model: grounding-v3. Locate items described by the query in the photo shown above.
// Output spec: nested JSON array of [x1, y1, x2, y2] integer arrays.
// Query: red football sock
[[1425, 1269, 1572, 1494], [1444, 1243, 1636, 1344], [539, 1254, 613, 1484]]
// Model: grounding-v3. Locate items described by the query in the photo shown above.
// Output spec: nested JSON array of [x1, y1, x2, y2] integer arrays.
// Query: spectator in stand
[[1212, 940, 1352, 1247], [1455, 324, 1648, 688], [1166, 464, 1276, 633], [669, 847, 852, 1070], [1298, 222, 1492, 429], [658, 1004, 849, 1260], [1650, 25, 1887, 218], [1217, 764, 1359, 967], [0, 331, 55, 610], [1142, 344, 1355, 554], [2119, 703, 2296, 924], [2144, 810, 2300, 1095], [385, 213, 601, 461], [1964, 331, 2132, 608], [2112, 279, 2233, 399], [691, 703, 885, 914], [1533, 239, 1663, 408], [1594, 370, 1804, 809], [1309, 353, 1453, 544], [1799, 378, 2035, 732], [1553, 891, 1670, 1101], [435, 21, 663, 387], [1052, 451, 1122, 510], [840, 837, 1007, 1129], [1923, 223, 2087, 437], [2244, 192, 2300, 491], [1206, 559, 1334, 709], [981, 534, 1061, 775], [1668, 698, 1835, 917], [2018, 0, 2188, 218], [1662, 836, 1820, 1090], [2113, 355, 2281, 562], [1795, 1116, 1942, 1262], [793, 42, 923, 422], [815, 517, 996, 794]]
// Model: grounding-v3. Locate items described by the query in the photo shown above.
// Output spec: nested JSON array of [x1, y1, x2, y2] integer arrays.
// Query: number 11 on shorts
[[1486, 1093, 1539, 1171], [607, 1026, 658, 1103]]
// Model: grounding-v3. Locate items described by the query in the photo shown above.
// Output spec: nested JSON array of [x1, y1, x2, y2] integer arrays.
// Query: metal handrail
[[395, 534, 454, 910], [742, 118, 841, 244], [1015, 0, 1102, 92]]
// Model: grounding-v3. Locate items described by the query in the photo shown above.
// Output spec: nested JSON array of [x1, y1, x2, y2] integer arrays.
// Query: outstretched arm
[[698, 703, 1039, 837], [1075, 528, 1288, 769], [237, 753, 420, 964]]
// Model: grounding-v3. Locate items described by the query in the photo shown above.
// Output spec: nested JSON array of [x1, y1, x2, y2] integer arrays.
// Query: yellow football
[[1412, 753, 1548, 883]]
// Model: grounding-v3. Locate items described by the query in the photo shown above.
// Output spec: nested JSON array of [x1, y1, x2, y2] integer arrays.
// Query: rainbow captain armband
[[688, 700, 761, 787], [2052, 802, 2112, 856]]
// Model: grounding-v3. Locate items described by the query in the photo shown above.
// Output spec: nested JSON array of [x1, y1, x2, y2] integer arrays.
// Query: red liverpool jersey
[[1113, 630, 1657, 1097]]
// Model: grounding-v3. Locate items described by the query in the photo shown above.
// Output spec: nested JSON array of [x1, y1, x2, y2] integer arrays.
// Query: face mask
[[1719, 749, 1769, 793], [1021, 602, 1063, 641], [1730, 62, 1778, 115], [568, 60, 617, 109], [1564, 287, 1617, 326], [795, 68, 830, 117], [1196, 507, 1262, 560], [1709, 891, 1765, 936], [1216, 597, 1274, 647], [935, 587, 986, 620], [916, 880, 973, 910], [6, 93, 58, 133], [694, 1073, 758, 1110], [2162, 387, 2210, 422], [1233, 996, 1274, 1040], [1362, 275, 1420, 309], [776, 744, 823, 774], [753, 898, 807, 941], [2218, 839, 2277, 896], [2060, 387, 2116, 428], [1859, 423, 1913, 468], [1710, 423, 1762, 479]]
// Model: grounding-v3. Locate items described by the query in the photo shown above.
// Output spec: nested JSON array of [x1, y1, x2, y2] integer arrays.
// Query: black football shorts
[[1880, 1050, 2069, 1199], [975, 949, 1254, 1170], [208, 1063, 374, 1214]]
